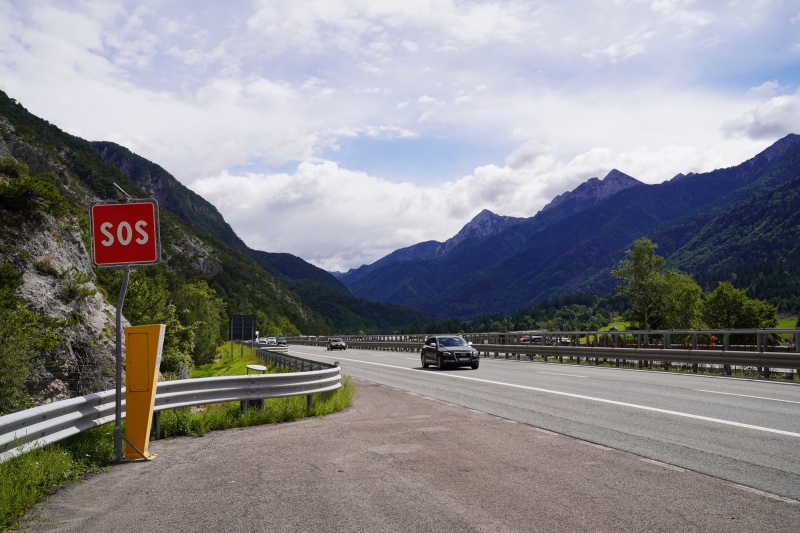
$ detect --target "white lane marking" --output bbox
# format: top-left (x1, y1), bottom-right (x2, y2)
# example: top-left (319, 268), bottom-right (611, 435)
top-left (537, 371), bottom-right (587, 378)
top-left (696, 390), bottom-right (800, 405)
top-left (290, 349), bottom-right (800, 439)
top-left (639, 458), bottom-right (686, 473)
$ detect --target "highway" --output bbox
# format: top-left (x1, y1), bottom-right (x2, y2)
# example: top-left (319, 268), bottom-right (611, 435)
top-left (289, 344), bottom-right (800, 500)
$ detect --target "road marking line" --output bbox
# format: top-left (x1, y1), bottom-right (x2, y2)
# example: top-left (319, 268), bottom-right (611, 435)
top-left (405, 358), bottom-right (418, 360)
top-left (696, 390), bottom-right (800, 404)
top-left (290, 349), bottom-right (800, 439)
top-left (639, 458), bottom-right (686, 472)
top-left (538, 371), bottom-right (587, 378)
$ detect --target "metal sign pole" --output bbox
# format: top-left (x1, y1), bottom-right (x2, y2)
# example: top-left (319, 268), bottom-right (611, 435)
top-left (114, 265), bottom-right (131, 462)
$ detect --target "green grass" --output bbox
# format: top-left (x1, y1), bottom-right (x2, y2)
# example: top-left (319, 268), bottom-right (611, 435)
top-left (0, 344), bottom-right (355, 531)
top-left (0, 423), bottom-right (114, 531)
top-left (191, 343), bottom-right (267, 378)
top-left (777, 316), bottom-right (798, 329)
top-left (157, 376), bottom-right (355, 438)
top-left (600, 319), bottom-right (630, 331)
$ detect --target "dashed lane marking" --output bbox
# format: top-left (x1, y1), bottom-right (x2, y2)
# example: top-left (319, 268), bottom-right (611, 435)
top-left (696, 390), bottom-right (800, 405)
top-left (289, 349), bottom-right (800, 439)
top-left (537, 371), bottom-right (587, 378)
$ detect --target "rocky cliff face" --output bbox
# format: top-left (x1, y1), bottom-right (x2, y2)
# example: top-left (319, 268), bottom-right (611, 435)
top-left (542, 169), bottom-right (641, 214)
top-left (1, 116), bottom-right (120, 403)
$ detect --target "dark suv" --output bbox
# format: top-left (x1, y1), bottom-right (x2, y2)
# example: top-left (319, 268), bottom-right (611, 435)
top-left (421, 335), bottom-right (479, 370)
top-left (327, 338), bottom-right (347, 350)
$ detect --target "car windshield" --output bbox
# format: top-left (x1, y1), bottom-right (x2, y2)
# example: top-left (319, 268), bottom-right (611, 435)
top-left (331, 338), bottom-right (343, 342)
top-left (438, 336), bottom-right (467, 347)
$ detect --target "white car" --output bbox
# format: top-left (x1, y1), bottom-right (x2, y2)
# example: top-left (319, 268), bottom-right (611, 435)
top-left (267, 337), bottom-right (277, 346)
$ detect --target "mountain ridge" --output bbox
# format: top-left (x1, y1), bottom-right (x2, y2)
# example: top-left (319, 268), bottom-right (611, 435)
top-left (340, 134), bottom-right (800, 317)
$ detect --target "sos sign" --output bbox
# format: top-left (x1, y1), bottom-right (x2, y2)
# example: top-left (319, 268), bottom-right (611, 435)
top-left (90, 200), bottom-right (161, 267)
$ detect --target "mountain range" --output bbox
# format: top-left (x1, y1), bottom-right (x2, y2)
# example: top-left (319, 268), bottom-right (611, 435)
top-left (336, 135), bottom-right (800, 318)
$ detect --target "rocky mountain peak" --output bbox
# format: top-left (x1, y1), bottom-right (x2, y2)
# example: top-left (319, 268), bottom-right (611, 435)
top-left (437, 209), bottom-right (524, 255)
top-left (541, 169), bottom-right (641, 214)
top-left (757, 133), bottom-right (800, 162)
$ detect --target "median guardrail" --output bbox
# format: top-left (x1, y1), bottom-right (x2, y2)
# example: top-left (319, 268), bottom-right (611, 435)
top-left (287, 328), bottom-right (800, 377)
top-left (0, 349), bottom-right (340, 463)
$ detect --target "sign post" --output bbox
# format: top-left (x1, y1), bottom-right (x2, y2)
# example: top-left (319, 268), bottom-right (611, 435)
top-left (89, 192), bottom-right (161, 462)
top-left (229, 315), bottom-right (257, 362)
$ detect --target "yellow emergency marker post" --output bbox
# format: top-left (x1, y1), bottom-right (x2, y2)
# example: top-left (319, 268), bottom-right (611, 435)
top-left (124, 324), bottom-right (165, 460)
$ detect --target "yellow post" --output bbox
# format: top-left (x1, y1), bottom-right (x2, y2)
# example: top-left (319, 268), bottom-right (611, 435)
top-left (124, 324), bottom-right (165, 460)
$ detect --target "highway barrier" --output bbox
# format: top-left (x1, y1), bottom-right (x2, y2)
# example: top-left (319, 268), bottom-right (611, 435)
top-left (288, 328), bottom-right (800, 377)
top-left (0, 348), bottom-right (339, 463)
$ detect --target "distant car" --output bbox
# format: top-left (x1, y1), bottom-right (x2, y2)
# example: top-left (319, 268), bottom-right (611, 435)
top-left (277, 337), bottom-right (287, 346)
top-left (421, 334), bottom-right (479, 370)
top-left (327, 338), bottom-right (346, 350)
top-left (519, 335), bottom-right (547, 345)
top-left (257, 337), bottom-right (269, 346)
top-left (267, 337), bottom-right (277, 346)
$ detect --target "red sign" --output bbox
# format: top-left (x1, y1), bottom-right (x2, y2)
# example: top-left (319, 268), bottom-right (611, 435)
top-left (90, 200), bottom-right (161, 267)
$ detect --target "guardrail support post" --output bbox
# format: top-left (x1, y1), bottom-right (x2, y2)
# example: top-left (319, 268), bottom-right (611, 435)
top-left (307, 394), bottom-right (313, 413)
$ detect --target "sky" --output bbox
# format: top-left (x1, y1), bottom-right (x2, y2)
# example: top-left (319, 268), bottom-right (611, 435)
top-left (1, 0), bottom-right (799, 271)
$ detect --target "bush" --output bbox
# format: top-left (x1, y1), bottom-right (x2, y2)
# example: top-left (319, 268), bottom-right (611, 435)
top-left (0, 157), bottom-right (71, 220)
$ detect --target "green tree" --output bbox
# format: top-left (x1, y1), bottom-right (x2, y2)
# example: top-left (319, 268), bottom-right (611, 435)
top-left (159, 303), bottom-right (195, 375)
top-left (174, 281), bottom-right (226, 366)
top-left (612, 238), bottom-right (702, 330)
top-left (702, 282), bottom-right (778, 330)
top-left (660, 269), bottom-right (703, 329)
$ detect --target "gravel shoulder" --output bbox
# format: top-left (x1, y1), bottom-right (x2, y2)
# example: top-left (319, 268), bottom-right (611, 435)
top-left (22, 379), bottom-right (800, 532)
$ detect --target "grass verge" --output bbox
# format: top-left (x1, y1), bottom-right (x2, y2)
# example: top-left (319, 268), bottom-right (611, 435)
top-left (0, 423), bottom-right (114, 531)
top-left (0, 345), bottom-right (355, 531)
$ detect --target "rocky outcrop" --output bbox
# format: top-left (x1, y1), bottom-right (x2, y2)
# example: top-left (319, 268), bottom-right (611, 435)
top-left (1, 117), bottom-right (119, 403)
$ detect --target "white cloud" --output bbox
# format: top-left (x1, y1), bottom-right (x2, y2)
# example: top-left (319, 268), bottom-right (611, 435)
top-left (402, 40), bottom-right (418, 52)
top-left (745, 80), bottom-right (784, 97)
top-left (417, 95), bottom-right (443, 105)
top-left (0, 0), bottom-right (796, 271)
top-left (723, 91), bottom-right (800, 140)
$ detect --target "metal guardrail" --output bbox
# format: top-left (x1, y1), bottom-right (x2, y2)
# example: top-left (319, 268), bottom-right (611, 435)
top-left (0, 353), bottom-right (340, 463)
top-left (288, 328), bottom-right (800, 376)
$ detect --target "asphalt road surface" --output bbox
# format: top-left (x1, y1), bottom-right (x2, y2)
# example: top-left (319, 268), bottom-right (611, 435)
top-left (23, 379), bottom-right (800, 532)
top-left (291, 344), bottom-right (800, 500)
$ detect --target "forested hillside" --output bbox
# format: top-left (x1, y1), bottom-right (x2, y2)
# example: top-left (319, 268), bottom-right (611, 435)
top-left (668, 174), bottom-right (800, 311)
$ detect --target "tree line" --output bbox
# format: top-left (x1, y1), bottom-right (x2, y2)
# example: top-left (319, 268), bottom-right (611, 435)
top-left (399, 238), bottom-right (788, 336)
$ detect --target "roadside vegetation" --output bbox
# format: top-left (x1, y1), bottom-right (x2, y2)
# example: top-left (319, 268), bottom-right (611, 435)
top-left (0, 343), bottom-right (355, 531)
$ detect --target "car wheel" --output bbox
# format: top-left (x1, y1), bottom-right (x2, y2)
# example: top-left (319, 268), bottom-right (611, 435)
top-left (436, 354), bottom-right (444, 370)
top-left (421, 353), bottom-right (429, 368)
top-left (471, 362), bottom-right (479, 370)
